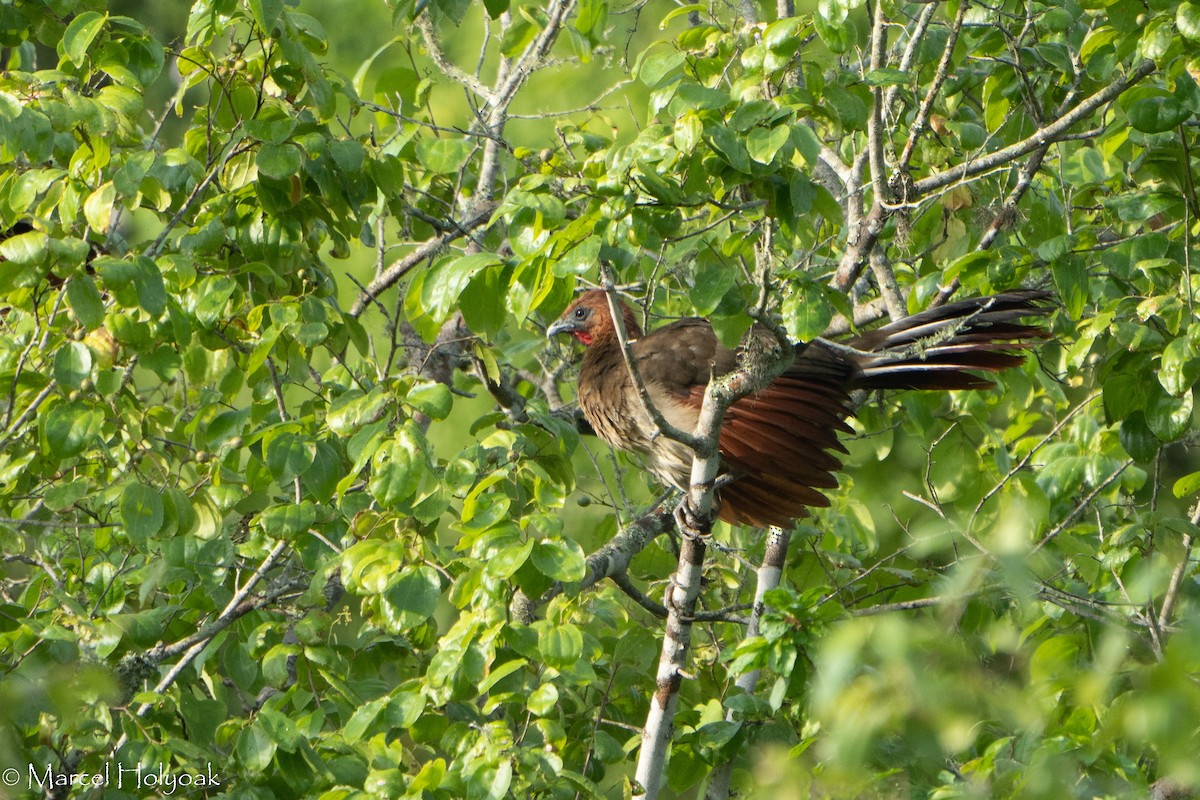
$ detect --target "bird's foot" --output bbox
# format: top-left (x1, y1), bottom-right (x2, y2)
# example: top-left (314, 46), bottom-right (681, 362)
top-left (674, 496), bottom-right (712, 540)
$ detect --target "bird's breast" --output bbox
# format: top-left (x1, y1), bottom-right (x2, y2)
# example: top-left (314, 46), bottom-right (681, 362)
top-left (577, 343), bottom-right (701, 493)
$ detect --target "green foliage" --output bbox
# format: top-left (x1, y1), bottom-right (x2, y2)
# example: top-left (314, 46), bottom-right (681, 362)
top-left (0, 0), bottom-right (1198, 798)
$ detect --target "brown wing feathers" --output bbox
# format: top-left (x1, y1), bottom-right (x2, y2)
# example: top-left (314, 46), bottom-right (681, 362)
top-left (715, 373), bottom-right (855, 526)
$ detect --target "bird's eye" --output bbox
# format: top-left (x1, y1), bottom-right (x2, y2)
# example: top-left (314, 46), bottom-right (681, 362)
top-left (574, 307), bottom-right (589, 320)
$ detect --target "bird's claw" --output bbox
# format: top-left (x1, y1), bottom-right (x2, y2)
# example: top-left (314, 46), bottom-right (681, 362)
top-left (674, 496), bottom-right (711, 540)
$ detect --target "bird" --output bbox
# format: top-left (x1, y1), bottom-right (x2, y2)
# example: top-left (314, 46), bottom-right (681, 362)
top-left (547, 287), bottom-right (1051, 528)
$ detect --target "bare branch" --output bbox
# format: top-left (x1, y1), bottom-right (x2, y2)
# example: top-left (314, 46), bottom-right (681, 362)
top-left (913, 60), bottom-right (1157, 196)
top-left (597, 273), bottom-right (706, 452)
top-left (883, 3), bottom-right (937, 117)
top-left (1034, 458), bottom-right (1133, 552)
top-left (867, 0), bottom-right (889, 203)
top-left (113, 540), bottom-right (295, 755)
top-left (416, 11), bottom-right (493, 101)
top-left (1157, 504), bottom-right (1200, 631)
top-left (896, 0), bottom-right (969, 173)
top-left (634, 536), bottom-right (706, 800)
top-left (349, 202), bottom-right (496, 317)
top-left (707, 526), bottom-right (792, 800)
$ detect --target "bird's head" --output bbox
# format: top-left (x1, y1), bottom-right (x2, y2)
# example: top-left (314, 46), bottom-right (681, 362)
top-left (546, 289), bottom-right (643, 347)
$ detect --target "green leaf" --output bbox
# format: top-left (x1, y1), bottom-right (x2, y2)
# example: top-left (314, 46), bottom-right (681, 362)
top-left (418, 253), bottom-right (500, 322)
top-left (404, 380), bottom-right (453, 420)
top-left (1173, 471), bottom-right (1200, 498)
top-left (675, 82), bottom-right (729, 111)
top-left (236, 723), bottom-right (277, 771)
top-left (527, 682), bottom-right (558, 716)
top-left (538, 622), bottom-right (583, 670)
top-left (134, 257), bottom-right (167, 316)
top-left (863, 67), bottom-right (908, 86)
top-left (259, 502), bottom-right (318, 538)
top-left (1137, 18), bottom-right (1172, 60)
top-left (415, 138), bottom-right (473, 174)
top-left (327, 388), bottom-right (390, 435)
top-left (1127, 96), bottom-right (1191, 133)
top-left (1119, 412), bottom-right (1159, 462)
top-left (1103, 371), bottom-right (1149, 422)
top-left (41, 402), bottom-right (102, 458)
top-left (249, 0), bottom-right (284, 32)
top-left (344, 695), bottom-right (388, 743)
top-left (1051, 258), bottom-right (1087, 320)
top-left (84, 181), bottom-right (116, 232)
top-left (1179, 2), bottom-right (1200, 40)
top-left (266, 433), bottom-right (317, 483)
top-left (206, 410), bottom-right (250, 449)
top-left (673, 111), bottom-right (703, 154)
top-left (691, 255), bottom-right (736, 315)
top-left (554, 236), bottom-right (602, 277)
top-left (120, 483), bottom-right (165, 542)
top-left (531, 539), bottom-right (586, 582)
top-left (636, 49), bottom-right (685, 87)
top-left (813, 10), bottom-right (855, 53)
top-left (303, 440), bottom-right (342, 503)
top-left (782, 282), bottom-right (832, 341)
top-left (485, 539), bottom-right (535, 580)
top-left (704, 123), bottom-right (750, 172)
top-left (634, 161), bottom-right (682, 203)
top-left (1146, 389), bottom-right (1193, 442)
top-left (256, 143), bottom-right (303, 180)
top-left (747, 125), bottom-right (790, 165)
top-left (256, 708), bottom-right (301, 755)
top-left (53, 342), bottom-right (92, 388)
top-left (1036, 451), bottom-right (1087, 500)
top-left (789, 125), bottom-right (822, 167)
top-left (1160, 337), bottom-right (1200, 396)
top-left (66, 276), bottom-right (105, 329)
top-left (382, 566), bottom-right (441, 631)
top-left (369, 431), bottom-right (424, 509)
top-left (45, 479), bottom-right (89, 512)
top-left (483, 0), bottom-right (509, 18)
top-left (62, 11), bottom-right (107, 67)
top-left (459, 268), bottom-right (509, 336)
top-left (0, 230), bottom-right (49, 265)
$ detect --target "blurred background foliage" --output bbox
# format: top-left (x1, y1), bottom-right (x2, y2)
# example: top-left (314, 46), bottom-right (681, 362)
top-left (0, 0), bottom-right (1198, 798)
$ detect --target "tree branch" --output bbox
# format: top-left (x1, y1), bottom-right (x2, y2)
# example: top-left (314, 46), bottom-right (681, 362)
top-left (913, 60), bottom-right (1157, 196)
top-left (867, 0), bottom-right (889, 204)
top-left (896, 0), bottom-right (969, 172)
top-left (349, 202), bottom-right (496, 317)
top-left (706, 526), bottom-right (792, 800)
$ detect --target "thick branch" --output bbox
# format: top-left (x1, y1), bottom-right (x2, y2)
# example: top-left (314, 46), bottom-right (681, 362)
top-left (706, 526), bottom-right (792, 800)
top-left (634, 536), bottom-right (707, 800)
top-left (633, 326), bottom-right (793, 800)
top-left (578, 510), bottom-right (674, 591)
top-left (866, 0), bottom-right (888, 203)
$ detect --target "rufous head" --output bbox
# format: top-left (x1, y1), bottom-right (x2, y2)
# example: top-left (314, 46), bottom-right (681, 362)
top-left (546, 289), bottom-right (643, 346)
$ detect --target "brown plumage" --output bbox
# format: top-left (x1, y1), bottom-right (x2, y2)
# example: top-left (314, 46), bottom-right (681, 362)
top-left (548, 289), bottom-right (1051, 527)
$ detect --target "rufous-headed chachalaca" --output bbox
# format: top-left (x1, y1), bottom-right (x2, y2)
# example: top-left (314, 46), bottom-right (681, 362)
top-left (548, 288), bottom-right (1051, 527)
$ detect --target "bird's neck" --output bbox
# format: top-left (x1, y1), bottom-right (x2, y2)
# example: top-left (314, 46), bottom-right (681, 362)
top-left (579, 330), bottom-right (627, 377)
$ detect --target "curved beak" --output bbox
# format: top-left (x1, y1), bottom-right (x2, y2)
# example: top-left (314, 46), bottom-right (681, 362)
top-left (546, 319), bottom-right (580, 338)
